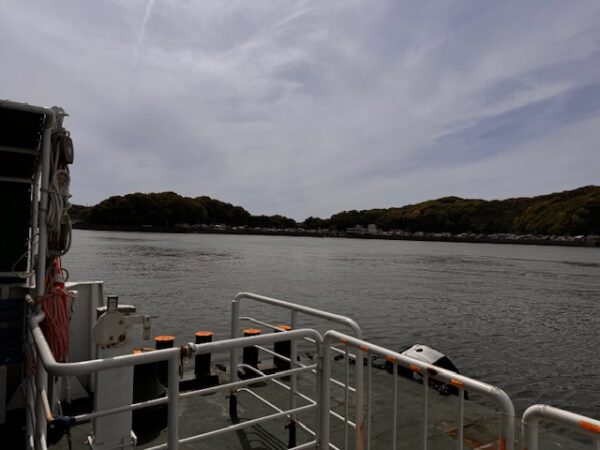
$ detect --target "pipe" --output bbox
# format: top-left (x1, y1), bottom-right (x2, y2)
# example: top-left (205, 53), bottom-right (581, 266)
top-left (35, 110), bottom-right (56, 299)
top-left (29, 317), bottom-right (180, 376)
top-left (167, 354), bottom-right (179, 450)
top-left (522, 404), bottom-right (600, 450)
top-left (232, 291), bottom-right (364, 444)
top-left (233, 292), bottom-right (362, 338)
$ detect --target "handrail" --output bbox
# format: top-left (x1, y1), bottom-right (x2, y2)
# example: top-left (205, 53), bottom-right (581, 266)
top-left (30, 311), bottom-right (324, 450)
top-left (521, 404), bottom-right (600, 450)
top-left (29, 313), bottom-right (181, 449)
top-left (321, 330), bottom-right (516, 450)
top-left (230, 292), bottom-right (364, 449)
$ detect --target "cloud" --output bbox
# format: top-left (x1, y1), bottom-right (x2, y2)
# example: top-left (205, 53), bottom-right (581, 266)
top-left (1, 0), bottom-right (599, 219)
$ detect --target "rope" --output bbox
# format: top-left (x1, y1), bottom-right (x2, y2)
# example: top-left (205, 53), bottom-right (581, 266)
top-left (47, 129), bottom-right (73, 256)
top-left (40, 258), bottom-right (75, 363)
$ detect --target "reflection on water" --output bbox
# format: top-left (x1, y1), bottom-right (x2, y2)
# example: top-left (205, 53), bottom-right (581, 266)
top-left (64, 230), bottom-right (600, 418)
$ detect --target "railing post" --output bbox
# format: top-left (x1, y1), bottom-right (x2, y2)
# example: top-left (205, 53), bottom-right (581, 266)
top-left (522, 415), bottom-right (539, 450)
top-left (167, 354), bottom-right (180, 449)
top-left (318, 338), bottom-right (332, 450)
top-left (290, 310), bottom-right (298, 417)
top-left (354, 336), bottom-right (365, 450)
top-left (230, 299), bottom-right (240, 383)
top-left (35, 359), bottom-right (48, 449)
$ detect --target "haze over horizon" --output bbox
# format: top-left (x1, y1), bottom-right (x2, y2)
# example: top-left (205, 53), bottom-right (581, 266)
top-left (2, 1), bottom-right (599, 220)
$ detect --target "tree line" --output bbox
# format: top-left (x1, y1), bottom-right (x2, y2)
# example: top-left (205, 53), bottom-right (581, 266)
top-left (79, 192), bottom-right (296, 229)
top-left (74, 185), bottom-right (600, 235)
top-left (308, 185), bottom-right (600, 236)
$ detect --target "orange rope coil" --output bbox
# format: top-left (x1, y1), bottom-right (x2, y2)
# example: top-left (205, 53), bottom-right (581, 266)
top-left (40, 257), bottom-right (75, 362)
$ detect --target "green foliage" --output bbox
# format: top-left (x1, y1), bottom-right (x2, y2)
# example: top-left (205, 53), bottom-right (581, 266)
top-left (87, 192), bottom-right (207, 227)
top-left (321, 186), bottom-right (600, 235)
top-left (86, 192), bottom-right (297, 229)
top-left (195, 196), bottom-right (251, 225)
top-left (83, 186), bottom-right (600, 235)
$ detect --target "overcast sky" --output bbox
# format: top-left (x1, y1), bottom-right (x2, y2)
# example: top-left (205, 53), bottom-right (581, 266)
top-left (2, 1), bottom-right (599, 220)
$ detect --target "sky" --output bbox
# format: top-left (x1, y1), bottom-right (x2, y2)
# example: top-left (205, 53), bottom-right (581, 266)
top-left (1, 1), bottom-right (599, 220)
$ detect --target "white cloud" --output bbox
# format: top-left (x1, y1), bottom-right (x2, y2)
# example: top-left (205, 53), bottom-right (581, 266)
top-left (1, 0), bottom-right (599, 218)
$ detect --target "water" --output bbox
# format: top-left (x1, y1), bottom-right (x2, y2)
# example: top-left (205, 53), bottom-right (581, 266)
top-left (64, 229), bottom-right (600, 419)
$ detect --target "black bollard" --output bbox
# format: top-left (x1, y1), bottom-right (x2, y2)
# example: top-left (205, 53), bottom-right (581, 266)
top-left (194, 331), bottom-right (213, 378)
top-left (242, 328), bottom-right (261, 370)
top-left (229, 392), bottom-right (238, 421)
top-left (154, 335), bottom-right (175, 386)
top-left (273, 325), bottom-right (292, 371)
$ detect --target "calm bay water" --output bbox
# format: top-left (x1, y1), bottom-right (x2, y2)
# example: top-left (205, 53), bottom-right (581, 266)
top-left (64, 229), bottom-right (599, 418)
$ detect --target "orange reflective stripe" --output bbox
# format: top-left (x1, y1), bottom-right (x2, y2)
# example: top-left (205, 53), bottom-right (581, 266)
top-left (359, 345), bottom-right (369, 352)
top-left (154, 335), bottom-right (175, 342)
top-left (409, 364), bottom-right (421, 373)
top-left (580, 421), bottom-right (600, 433)
top-left (450, 379), bottom-right (464, 388)
top-left (385, 354), bottom-right (396, 363)
top-left (339, 338), bottom-right (348, 344)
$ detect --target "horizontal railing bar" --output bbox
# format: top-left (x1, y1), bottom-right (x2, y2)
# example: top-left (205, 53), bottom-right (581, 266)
top-left (74, 397), bottom-right (166, 423)
top-left (31, 312), bottom-right (320, 377)
top-left (30, 314), bottom-right (180, 376)
top-left (239, 363), bottom-right (356, 428)
top-left (255, 344), bottom-right (292, 362)
top-left (239, 387), bottom-right (289, 413)
top-left (289, 441), bottom-right (317, 450)
top-left (304, 337), bottom-right (358, 358)
top-left (236, 363), bottom-right (318, 404)
top-left (74, 364), bottom-right (316, 423)
top-left (146, 404), bottom-right (316, 449)
top-left (291, 358), bottom-right (357, 394)
top-left (239, 316), bottom-right (286, 332)
top-left (183, 364), bottom-right (314, 399)
top-left (522, 404), bottom-right (600, 450)
top-left (234, 293), bottom-right (362, 338)
top-left (190, 328), bottom-right (322, 355)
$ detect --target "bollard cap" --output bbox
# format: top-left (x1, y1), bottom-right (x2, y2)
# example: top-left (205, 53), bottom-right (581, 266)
top-left (195, 331), bottom-right (214, 337)
top-left (275, 325), bottom-right (291, 332)
top-left (154, 335), bottom-right (176, 342)
top-left (243, 328), bottom-right (261, 336)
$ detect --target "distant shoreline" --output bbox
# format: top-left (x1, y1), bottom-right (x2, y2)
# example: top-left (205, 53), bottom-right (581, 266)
top-left (73, 223), bottom-right (600, 248)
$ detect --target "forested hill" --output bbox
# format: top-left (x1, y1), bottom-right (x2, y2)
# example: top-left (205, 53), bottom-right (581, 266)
top-left (73, 186), bottom-right (600, 236)
top-left (78, 192), bottom-right (296, 229)
top-left (311, 185), bottom-right (600, 236)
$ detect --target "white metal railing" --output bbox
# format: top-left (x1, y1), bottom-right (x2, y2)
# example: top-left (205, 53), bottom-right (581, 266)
top-left (321, 330), bottom-right (516, 450)
top-left (25, 291), bottom-right (600, 450)
top-left (230, 292), bottom-right (365, 449)
top-left (521, 405), bottom-right (600, 450)
top-left (28, 307), bottom-right (323, 450)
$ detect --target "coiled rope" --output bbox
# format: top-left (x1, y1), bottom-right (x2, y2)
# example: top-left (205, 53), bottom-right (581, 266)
top-left (46, 128), bottom-right (73, 256)
top-left (41, 257), bottom-right (75, 362)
